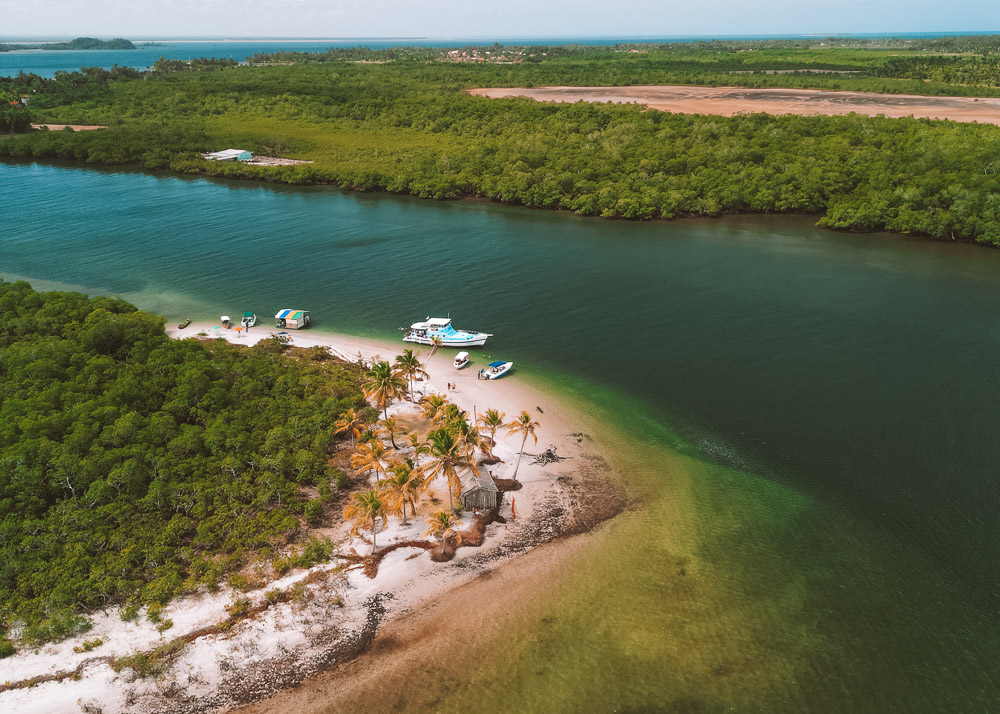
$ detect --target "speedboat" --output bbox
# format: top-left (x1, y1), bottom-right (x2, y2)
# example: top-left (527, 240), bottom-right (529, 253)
top-left (220, 315), bottom-right (231, 328)
top-left (454, 352), bottom-right (470, 369)
top-left (241, 312), bottom-right (257, 328)
top-left (479, 360), bottom-right (513, 380)
top-left (402, 317), bottom-right (491, 347)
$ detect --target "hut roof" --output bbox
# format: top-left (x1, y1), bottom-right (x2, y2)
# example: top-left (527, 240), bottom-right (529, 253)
top-left (461, 470), bottom-right (498, 495)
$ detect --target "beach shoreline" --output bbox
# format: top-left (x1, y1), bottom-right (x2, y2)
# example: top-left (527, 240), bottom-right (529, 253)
top-left (0, 320), bottom-right (627, 714)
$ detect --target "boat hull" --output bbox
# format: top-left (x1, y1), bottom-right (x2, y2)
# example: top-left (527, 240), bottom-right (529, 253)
top-left (480, 361), bottom-right (513, 380)
top-left (403, 334), bottom-right (489, 348)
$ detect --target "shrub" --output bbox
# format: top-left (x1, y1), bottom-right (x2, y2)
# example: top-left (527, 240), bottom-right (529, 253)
top-left (304, 499), bottom-right (324, 526)
top-left (0, 639), bottom-right (16, 659)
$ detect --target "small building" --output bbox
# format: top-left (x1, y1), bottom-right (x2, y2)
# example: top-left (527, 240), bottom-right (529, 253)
top-left (274, 308), bottom-right (311, 329)
top-left (202, 148), bottom-right (252, 162)
top-left (460, 471), bottom-right (499, 511)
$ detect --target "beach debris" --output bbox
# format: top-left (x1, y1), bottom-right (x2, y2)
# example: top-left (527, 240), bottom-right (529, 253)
top-left (536, 406), bottom-right (544, 413)
top-left (530, 445), bottom-right (567, 465)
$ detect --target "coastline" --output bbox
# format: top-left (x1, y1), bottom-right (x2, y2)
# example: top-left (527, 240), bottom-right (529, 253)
top-left (0, 321), bottom-right (628, 713)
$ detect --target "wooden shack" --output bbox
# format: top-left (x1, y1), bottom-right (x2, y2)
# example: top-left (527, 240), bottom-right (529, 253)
top-left (461, 470), bottom-right (499, 511)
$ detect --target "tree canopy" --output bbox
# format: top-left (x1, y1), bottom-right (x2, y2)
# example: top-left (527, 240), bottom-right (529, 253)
top-left (0, 280), bottom-right (366, 646)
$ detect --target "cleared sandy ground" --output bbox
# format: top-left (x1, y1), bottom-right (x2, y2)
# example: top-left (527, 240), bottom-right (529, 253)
top-left (467, 85), bottom-right (1000, 125)
top-left (30, 123), bottom-right (107, 131)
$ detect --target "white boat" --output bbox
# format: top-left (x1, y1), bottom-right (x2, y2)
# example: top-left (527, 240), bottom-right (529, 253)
top-left (241, 312), bottom-right (257, 328)
top-left (454, 351), bottom-right (470, 369)
top-left (479, 360), bottom-right (513, 380)
top-left (220, 315), bottom-right (231, 328)
top-left (402, 317), bottom-right (491, 348)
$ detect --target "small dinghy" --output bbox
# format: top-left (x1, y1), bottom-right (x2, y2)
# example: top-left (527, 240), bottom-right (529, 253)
top-left (454, 351), bottom-right (471, 369)
top-left (178, 318), bottom-right (191, 329)
top-left (479, 360), bottom-right (513, 380)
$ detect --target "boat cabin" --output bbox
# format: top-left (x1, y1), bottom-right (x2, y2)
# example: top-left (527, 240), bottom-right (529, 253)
top-left (275, 308), bottom-right (311, 329)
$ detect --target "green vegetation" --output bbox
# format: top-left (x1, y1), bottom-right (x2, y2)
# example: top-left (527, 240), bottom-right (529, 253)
top-left (3, 38), bottom-right (1000, 242)
top-left (0, 280), bottom-right (366, 646)
top-left (0, 89), bottom-right (32, 133)
top-left (0, 37), bottom-right (135, 52)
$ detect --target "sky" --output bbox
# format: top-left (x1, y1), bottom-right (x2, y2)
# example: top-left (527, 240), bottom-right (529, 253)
top-left (1, 0), bottom-right (999, 39)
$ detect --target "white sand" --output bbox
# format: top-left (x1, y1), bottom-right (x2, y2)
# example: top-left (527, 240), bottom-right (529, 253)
top-left (0, 323), bottom-right (590, 713)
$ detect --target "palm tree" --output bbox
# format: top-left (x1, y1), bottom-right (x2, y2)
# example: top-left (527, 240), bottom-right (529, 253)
top-left (393, 349), bottom-right (428, 400)
top-left (363, 360), bottom-right (407, 421)
top-left (377, 416), bottom-right (407, 450)
top-left (334, 408), bottom-right (366, 450)
top-left (350, 440), bottom-right (390, 483)
top-left (438, 403), bottom-right (466, 427)
top-left (419, 393), bottom-right (448, 422)
top-left (448, 413), bottom-right (482, 455)
top-left (428, 336), bottom-right (444, 360)
top-left (506, 410), bottom-right (541, 482)
top-left (477, 408), bottom-right (506, 458)
top-left (380, 460), bottom-right (425, 525)
top-left (407, 433), bottom-right (430, 467)
top-left (421, 427), bottom-right (478, 512)
top-left (343, 489), bottom-right (386, 554)
top-left (424, 510), bottom-right (462, 545)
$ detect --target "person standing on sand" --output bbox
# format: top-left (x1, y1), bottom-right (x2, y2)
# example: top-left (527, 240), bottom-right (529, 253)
top-left (511, 498), bottom-right (517, 521)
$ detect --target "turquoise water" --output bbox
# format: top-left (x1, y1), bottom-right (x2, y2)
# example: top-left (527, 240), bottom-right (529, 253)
top-left (3, 161), bottom-right (1000, 709)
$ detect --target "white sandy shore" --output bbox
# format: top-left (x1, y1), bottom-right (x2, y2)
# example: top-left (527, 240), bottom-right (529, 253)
top-left (0, 322), bottom-right (595, 714)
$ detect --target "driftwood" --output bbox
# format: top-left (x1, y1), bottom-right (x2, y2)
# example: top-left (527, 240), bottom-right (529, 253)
top-left (530, 445), bottom-right (567, 466)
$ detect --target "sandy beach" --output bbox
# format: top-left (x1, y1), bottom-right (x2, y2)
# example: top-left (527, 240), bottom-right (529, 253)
top-left (0, 322), bottom-right (623, 714)
top-left (467, 85), bottom-right (1000, 125)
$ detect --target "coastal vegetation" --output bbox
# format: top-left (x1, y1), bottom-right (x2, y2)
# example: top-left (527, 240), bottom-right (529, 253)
top-left (0, 280), bottom-right (366, 648)
top-left (0, 37), bottom-right (136, 53)
top-left (3, 37), bottom-right (1000, 242)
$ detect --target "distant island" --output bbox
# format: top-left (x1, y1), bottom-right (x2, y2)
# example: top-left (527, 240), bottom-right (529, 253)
top-left (0, 37), bottom-right (135, 52)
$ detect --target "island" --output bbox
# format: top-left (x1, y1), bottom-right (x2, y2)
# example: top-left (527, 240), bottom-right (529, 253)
top-left (0, 37), bottom-right (136, 52)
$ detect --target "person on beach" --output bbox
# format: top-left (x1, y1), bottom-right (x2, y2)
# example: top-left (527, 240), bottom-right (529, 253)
top-left (511, 498), bottom-right (517, 521)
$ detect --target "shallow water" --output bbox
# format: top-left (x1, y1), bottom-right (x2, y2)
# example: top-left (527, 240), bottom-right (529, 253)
top-left (2, 161), bottom-right (999, 710)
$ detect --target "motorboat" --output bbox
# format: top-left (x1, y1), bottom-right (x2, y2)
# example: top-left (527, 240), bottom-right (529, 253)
top-left (454, 351), bottom-right (470, 369)
top-left (241, 312), bottom-right (257, 328)
top-left (220, 315), bottom-right (231, 328)
top-left (178, 318), bottom-right (191, 329)
top-left (402, 317), bottom-right (491, 347)
top-left (479, 360), bottom-right (513, 380)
